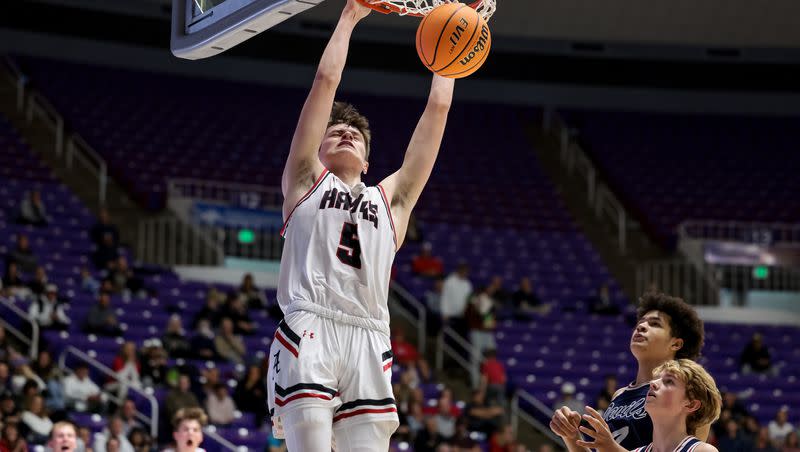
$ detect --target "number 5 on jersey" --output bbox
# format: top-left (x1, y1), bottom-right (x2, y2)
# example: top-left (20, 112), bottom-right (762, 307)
top-left (337, 222), bottom-right (362, 268)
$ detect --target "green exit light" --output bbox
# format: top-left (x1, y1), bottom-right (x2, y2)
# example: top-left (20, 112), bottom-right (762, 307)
top-left (753, 266), bottom-right (769, 280)
top-left (238, 229), bottom-right (255, 244)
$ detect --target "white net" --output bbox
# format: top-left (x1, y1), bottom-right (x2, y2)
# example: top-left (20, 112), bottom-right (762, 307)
top-left (363, 0), bottom-right (496, 20)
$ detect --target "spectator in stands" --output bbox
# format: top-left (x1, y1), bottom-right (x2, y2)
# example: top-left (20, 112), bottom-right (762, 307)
top-left (127, 427), bottom-right (150, 452)
top-left (48, 422), bottom-right (78, 452)
top-left (31, 350), bottom-right (65, 414)
top-left (465, 286), bottom-right (497, 370)
top-left (2, 263), bottom-right (28, 300)
top-left (117, 400), bottom-right (142, 438)
top-left (92, 235), bottom-right (119, 271)
top-left (742, 415), bottom-right (761, 443)
top-left (90, 209), bottom-right (119, 253)
top-left (62, 363), bottom-right (104, 413)
top-left (76, 426), bottom-right (92, 452)
top-left (214, 318), bottom-right (246, 365)
top-left (391, 329), bottom-right (420, 367)
top-left (489, 424), bottom-right (517, 452)
top-left (161, 315), bottom-right (191, 359)
top-left (768, 407), bottom-right (794, 446)
top-left (449, 416), bottom-right (480, 451)
top-left (109, 342), bottom-right (141, 399)
top-left (93, 416), bottom-right (133, 452)
top-left (414, 417), bottom-right (445, 452)
top-left (238, 273), bottom-right (266, 310)
top-left (464, 388), bottom-right (504, 437)
top-left (222, 295), bottom-right (255, 336)
top-left (588, 284), bottom-right (620, 315)
top-left (722, 391), bottom-right (749, 421)
top-left (596, 374), bottom-right (617, 414)
top-left (740, 332), bottom-right (774, 375)
top-left (718, 418), bottom-right (753, 452)
top-left (434, 394), bottom-right (457, 441)
top-left (511, 277), bottom-right (549, 317)
top-left (167, 407), bottom-right (207, 452)
top-left (0, 362), bottom-right (12, 395)
top-left (440, 263), bottom-right (472, 328)
top-left (0, 391), bottom-right (20, 425)
top-left (204, 383), bottom-right (236, 426)
top-left (80, 268), bottom-right (100, 296)
top-left (189, 319), bottom-right (217, 361)
top-left (0, 326), bottom-right (23, 365)
top-left (140, 340), bottom-right (168, 388)
top-left (27, 267), bottom-right (48, 297)
top-left (783, 431), bottom-right (800, 452)
top-left (165, 376), bottom-right (201, 431)
top-left (192, 289), bottom-right (223, 329)
top-left (29, 285), bottom-right (70, 331)
top-left (6, 236), bottom-right (38, 275)
top-left (107, 257), bottom-right (145, 299)
top-left (233, 365), bottom-right (268, 426)
top-left (753, 427), bottom-right (779, 452)
top-left (487, 276), bottom-right (510, 308)
top-left (85, 292), bottom-right (122, 337)
top-left (0, 422), bottom-right (28, 452)
top-left (552, 382), bottom-right (582, 414)
top-left (480, 349), bottom-right (507, 408)
top-left (199, 368), bottom-right (220, 402)
top-left (17, 190), bottom-right (50, 227)
top-left (412, 242), bottom-right (444, 278)
top-left (21, 394), bottom-right (52, 444)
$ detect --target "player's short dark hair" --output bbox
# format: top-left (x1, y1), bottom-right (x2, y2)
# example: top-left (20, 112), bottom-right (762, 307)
top-left (329, 101), bottom-right (371, 160)
top-left (172, 407), bottom-right (208, 431)
top-left (637, 292), bottom-right (704, 360)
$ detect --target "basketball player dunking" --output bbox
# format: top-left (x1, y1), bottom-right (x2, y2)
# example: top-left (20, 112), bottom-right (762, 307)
top-left (266, 0), bottom-right (455, 449)
top-left (550, 292), bottom-right (710, 451)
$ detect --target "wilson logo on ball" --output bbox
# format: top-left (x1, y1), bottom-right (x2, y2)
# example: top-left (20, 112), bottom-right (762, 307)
top-left (459, 24), bottom-right (489, 66)
top-left (416, 2), bottom-right (492, 79)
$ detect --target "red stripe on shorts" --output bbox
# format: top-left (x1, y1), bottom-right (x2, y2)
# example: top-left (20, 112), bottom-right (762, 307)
top-left (333, 407), bottom-right (397, 423)
top-left (274, 392), bottom-right (333, 407)
top-left (275, 331), bottom-right (299, 358)
top-left (383, 360), bottom-right (393, 372)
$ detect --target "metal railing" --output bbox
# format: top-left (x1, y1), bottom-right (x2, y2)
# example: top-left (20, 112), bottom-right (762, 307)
top-left (1, 55), bottom-right (27, 111)
top-left (25, 91), bottom-right (64, 157)
top-left (168, 178), bottom-right (283, 210)
top-left (202, 425), bottom-right (242, 452)
top-left (678, 220), bottom-right (800, 245)
top-left (2, 57), bottom-right (109, 208)
top-left (58, 346), bottom-right (159, 438)
top-left (137, 216), bottom-right (224, 266)
top-left (0, 296), bottom-right (39, 359)
top-left (389, 282), bottom-right (427, 353)
top-left (548, 112), bottom-right (628, 253)
top-left (636, 260), bottom-right (720, 305)
top-left (65, 134), bottom-right (108, 205)
top-left (510, 390), bottom-right (560, 443)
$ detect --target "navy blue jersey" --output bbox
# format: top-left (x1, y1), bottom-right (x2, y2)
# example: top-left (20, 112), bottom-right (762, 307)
top-left (633, 436), bottom-right (702, 452)
top-left (602, 382), bottom-right (653, 449)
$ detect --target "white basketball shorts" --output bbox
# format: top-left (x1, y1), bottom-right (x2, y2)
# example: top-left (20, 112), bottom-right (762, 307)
top-left (267, 310), bottom-right (399, 437)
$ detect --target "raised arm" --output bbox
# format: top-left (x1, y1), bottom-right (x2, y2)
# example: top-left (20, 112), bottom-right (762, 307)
top-left (281, 0), bottom-right (370, 219)
top-left (379, 74), bottom-right (454, 248)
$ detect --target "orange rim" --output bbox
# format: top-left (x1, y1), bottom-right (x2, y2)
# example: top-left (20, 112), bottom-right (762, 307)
top-left (354, 0), bottom-right (484, 17)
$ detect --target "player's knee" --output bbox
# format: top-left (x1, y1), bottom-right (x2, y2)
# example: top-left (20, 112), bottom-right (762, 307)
top-left (282, 407), bottom-right (331, 429)
top-left (334, 418), bottom-right (398, 451)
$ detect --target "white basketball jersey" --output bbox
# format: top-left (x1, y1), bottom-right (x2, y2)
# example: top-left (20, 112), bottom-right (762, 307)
top-left (277, 169), bottom-right (397, 336)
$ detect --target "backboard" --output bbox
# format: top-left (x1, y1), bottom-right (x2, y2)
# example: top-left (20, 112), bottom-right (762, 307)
top-left (171, 0), bottom-right (325, 60)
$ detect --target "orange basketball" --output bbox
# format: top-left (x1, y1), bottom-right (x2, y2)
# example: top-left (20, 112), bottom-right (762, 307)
top-left (415, 2), bottom-right (491, 79)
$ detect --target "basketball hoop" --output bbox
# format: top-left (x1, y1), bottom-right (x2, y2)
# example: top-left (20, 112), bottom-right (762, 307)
top-left (356, 0), bottom-right (496, 21)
